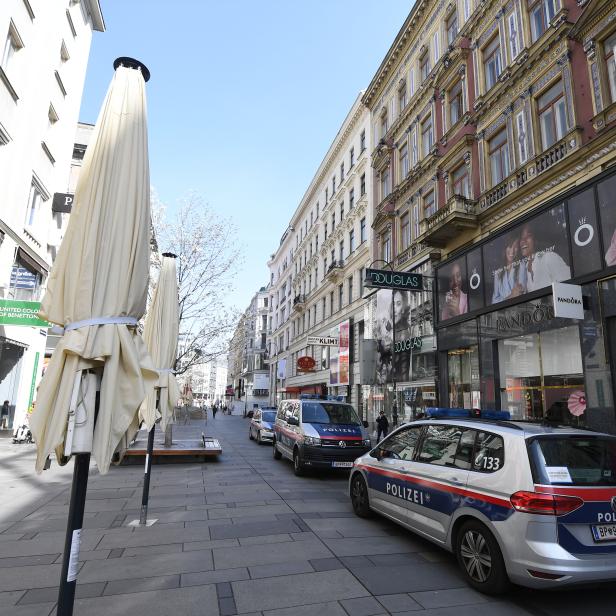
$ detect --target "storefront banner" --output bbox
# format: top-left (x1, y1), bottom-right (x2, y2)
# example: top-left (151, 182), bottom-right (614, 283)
top-left (276, 358), bottom-right (287, 380)
top-left (552, 282), bottom-right (584, 319)
top-left (253, 373), bottom-right (269, 391)
top-left (329, 320), bottom-right (350, 386)
top-left (10, 267), bottom-right (38, 290)
top-left (0, 299), bottom-right (49, 327)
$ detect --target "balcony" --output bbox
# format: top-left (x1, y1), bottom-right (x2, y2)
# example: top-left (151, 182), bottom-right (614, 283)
top-left (325, 260), bottom-right (344, 283)
top-left (416, 195), bottom-right (478, 247)
top-left (479, 128), bottom-right (582, 211)
top-left (292, 294), bottom-right (306, 312)
top-left (396, 242), bottom-right (441, 267)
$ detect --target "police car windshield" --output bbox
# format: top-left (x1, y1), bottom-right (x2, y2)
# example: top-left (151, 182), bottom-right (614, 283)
top-left (302, 402), bottom-right (360, 425)
top-left (261, 411), bottom-right (276, 422)
top-left (528, 435), bottom-right (616, 486)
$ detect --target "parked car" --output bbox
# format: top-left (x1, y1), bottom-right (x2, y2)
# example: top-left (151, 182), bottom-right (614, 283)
top-left (249, 408), bottom-right (277, 444)
top-left (349, 408), bottom-right (616, 594)
top-left (272, 395), bottom-right (370, 476)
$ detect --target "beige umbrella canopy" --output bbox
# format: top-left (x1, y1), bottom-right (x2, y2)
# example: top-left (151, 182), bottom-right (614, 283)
top-left (139, 253), bottom-right (180, 432)
top-left (31, 61), bottom-right (158, 474)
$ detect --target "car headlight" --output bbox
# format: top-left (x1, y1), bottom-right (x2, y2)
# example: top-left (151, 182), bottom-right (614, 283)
top-left (363, 439), bottom-right (371, 446)
top-left (304, 436), bottom-right (321, 446)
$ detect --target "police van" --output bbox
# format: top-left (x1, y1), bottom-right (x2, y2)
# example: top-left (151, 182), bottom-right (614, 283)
top-left (272, 395), bottom-right (371, 476)
top-left (349, 408), bottom-right (616, 594)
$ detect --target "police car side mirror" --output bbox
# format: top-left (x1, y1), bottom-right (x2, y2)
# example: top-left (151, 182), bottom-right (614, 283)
top-left (362, 421), bottom-right (369, 428)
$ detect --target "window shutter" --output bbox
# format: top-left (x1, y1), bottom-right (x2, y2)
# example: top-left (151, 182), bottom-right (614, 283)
top-left (508, 12), bottom-right (520, 60)
top-left (516, 111), bottom-right (528, 164)
top-left (433, 31), bottom-right (440, 62)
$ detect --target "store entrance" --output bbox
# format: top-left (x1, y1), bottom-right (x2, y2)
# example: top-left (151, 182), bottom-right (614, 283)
top-left (447, 346), bottom-right (480, 409)
top-left (498, 325), bottom-right (585, 424)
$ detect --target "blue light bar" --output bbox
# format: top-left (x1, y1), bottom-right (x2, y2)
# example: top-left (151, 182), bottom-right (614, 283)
top-left (425, 408), bottom-right (511, 420)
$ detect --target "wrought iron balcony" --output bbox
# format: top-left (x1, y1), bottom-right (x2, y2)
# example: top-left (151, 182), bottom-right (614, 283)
top-left (292, 294), bottom-right (306, 312)
top-left (416, 195), bottom-right (478, 247)
top-left (325, 260), bottom-right (344, 282)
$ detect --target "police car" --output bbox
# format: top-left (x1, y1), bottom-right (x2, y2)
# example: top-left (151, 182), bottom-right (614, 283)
top-left (249, 407), bottom-right (277, 444)
top-left (273, 395), bottom-right (371, 476)
top-left (349, 408), bottom-right (616, 594)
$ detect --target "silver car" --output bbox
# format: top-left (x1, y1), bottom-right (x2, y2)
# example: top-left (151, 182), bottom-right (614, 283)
top-left (349, 410), bottom-right (616, 594)
top-left (249, 408), bottom-right (277, 444)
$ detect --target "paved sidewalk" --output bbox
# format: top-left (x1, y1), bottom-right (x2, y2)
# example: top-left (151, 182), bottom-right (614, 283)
top-left (1, 415), bottom-right (615, 616)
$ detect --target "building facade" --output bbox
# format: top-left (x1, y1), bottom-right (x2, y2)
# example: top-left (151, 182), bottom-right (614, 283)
top-left (266, 94), bottom-right (374, 418)
top-left (363, 0), bottom-right (616, 431)
top-left (0, 1), bottom-right (104, 429)
top-left (192, 356), bottom-right (228, 407)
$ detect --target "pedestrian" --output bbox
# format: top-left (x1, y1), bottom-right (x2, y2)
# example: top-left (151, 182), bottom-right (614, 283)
top-left (376, 411), bottom-right (389, 442)
top-left (1, 400), bottom-right (9, 430)
top-left (392, 402), bottom-right (399, 428)
top-left (212, 404), bottom-right (218, 419)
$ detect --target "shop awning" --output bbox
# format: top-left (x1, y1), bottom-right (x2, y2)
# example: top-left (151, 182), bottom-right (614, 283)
top-left (0, 335), bottom-right (28, 349)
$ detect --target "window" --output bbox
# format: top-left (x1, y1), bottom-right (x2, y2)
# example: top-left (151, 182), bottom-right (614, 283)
top-left (330, 291), bottom-right (334, 316)
top-left (25, 181), bottom-right (44, 227)
top-left (398, 83), bottom-right (407, 112)
top-left (537, 80), bottom-right (567, 149)
top-left (349, 229), bottom-right (355, 253)
top-left (350, 147), bottom-right (355, 167)
top-left (417, 425), bottom-right (465, 466)
top-left (340, 202), bottom-right (344, 221)
top-left (409, 67), bottom-right (415, 97)
top-left (316, 202), bottom-right (320, 218)
top-left (348, 276), bottom-right (353, 304)
top-left (360, 217), bottom-right (367, 243)
top-left (360, 173), bottom-right (366, 196)
top-left (400, 212), bottom-right (411, 250)
top-left (433, 31), bottom-right (440, 63)
top-left (423, 190), bottom-right (435, 219)
top-left (349, 187), bottom-right (355, 209)
top-left (413, 202), bottom-right (420, 239)
top-left (516, 111), bottom-right (528, 163)
top-left (452, 163), bottom-right (470, 198)
top-left (605, 32), bottom-right (616, 103)
top-left (338, 284), bottom-right (344, 309)
top-left (10, 259), bottom-right (42, 301)
top-left (332, 175), bottom-right (336, 194)
top-left (380, 111), bottom-right (388, 139)
top-left (359, 267), bottom-right (365, 297)
top-left (463, 0), bottom-right (472, 21)
top-left (447, 11), bottom-right (458, 45)
top-left (378, 426), bottom-right (422, 460)
top-left (331, 248), bottom-right (335, 264)
top-left (420, 52), bottom-right (431, 81)
top-left (399, 143), bottom-right (409, 180)
top-left (339, 239), bottom-right (344, 262)
top-left (360, 129), bottom-right (366, 152)
top-left (449, 80), bottom-right (464, 126)
top-left (382, 232), bottom-right (391, 263)
top-left (322, 297), bottom-right (326, 319)
top-left (60, 40), bottom-right (70, 63)
top-left (1, 21), bottom-right (23, 71)
top-left (507, 12), bottom-right (521, 60)
top-left (528, 0), bottom-right (558, 43)
top-left (324, 221), bottom-right (328, 241)
top-left (421, 115), bottom-right (433, 158)
top-left (380, 166), bottom-right (391, 199)
top-left (488, 129), bottom-right (510, 186)
top-left (340, 161), bottom-right (345, 180)
top-left (325, 187), bottom-right (329, 204)
top-left (331, 211), bottom-right (335, 231)
top-left (483, 35), bottom-right (502, 90)
top-left (48, 104), bottom-right (59, 126)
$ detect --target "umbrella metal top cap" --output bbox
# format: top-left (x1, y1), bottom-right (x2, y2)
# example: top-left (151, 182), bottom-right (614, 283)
top-left (162, 252), bottom-right (177, 259)
top-left (113, 57), bottom-right (150, 82)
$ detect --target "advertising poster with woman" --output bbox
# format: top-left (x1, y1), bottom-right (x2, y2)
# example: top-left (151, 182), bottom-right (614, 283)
top-left (438, 257), bottom-right (469, 321)
top-left (598, 174), bottom-right (616, 268)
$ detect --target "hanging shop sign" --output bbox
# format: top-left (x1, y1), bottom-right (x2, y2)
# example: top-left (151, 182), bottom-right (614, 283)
top-left (307, 335), bottom-right (339, 346)
top-left (552, 282), bottom-right (584, 319)
top-left (365, 268), bottom-right (423, 291)
top-left (394, 337), bottom-right (423, 353)
top-left (0, 299), bottom-right (49, 327)
top-left (297, 356), bottom-right (316, 372)
top-left (52, 192), bottom-right (74, 213)
top-left (10, 267), bottom-right (38, 290)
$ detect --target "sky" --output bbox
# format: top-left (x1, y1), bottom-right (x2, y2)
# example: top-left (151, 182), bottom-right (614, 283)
top-left (80, 1), bottom-right (413, 311)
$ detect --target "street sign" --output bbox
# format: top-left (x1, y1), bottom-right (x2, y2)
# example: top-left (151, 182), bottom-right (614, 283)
top-left (364, 268), bottom-right (423, 291)
top-left (307, 335), bottom-right (339, 346)
top-left (0, 299), bottom-right (49, 327)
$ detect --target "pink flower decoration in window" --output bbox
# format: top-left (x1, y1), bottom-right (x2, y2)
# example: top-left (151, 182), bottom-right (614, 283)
top-left (567, 390), bottom-right (586, 417)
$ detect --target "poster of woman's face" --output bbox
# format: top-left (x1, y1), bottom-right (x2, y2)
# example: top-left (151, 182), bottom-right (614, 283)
top-left (438, 257), bottom-right (468, 322)
top-left (598, 174), bottom-right (616, 268)
top-left (483, 205), bottom-right (570, 305)
top-left (375, 290), bottom-right (393, 384)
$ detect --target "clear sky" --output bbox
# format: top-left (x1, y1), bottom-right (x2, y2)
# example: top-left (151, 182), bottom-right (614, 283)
top-left (80, 1), bottom-right (413, 311)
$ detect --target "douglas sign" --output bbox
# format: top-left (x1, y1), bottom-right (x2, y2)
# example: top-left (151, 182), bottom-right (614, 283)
top-left (365, 268), bottom-right (423, 291)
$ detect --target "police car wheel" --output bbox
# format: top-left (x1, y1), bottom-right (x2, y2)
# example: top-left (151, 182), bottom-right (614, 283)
top-left (456, 520), bottom-right (509, 595)
top-left (257, 431), bottom-right (262, 444)
top-left (249, 428), bottom-right (254, 440)
top-left (350, 474), bottom-right (372, 518)
top-left (273, 440), bottom-right (282, 459)
top-left (293, 450), bottom-right (306, 476)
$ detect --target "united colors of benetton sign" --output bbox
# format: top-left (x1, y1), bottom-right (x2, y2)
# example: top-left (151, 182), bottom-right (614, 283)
top-left (364, 268), bottom-right (423, 291)
top-left (0, 299), bottom-right (49, 327)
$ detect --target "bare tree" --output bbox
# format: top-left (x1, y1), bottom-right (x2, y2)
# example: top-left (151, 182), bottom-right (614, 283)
top-left (153, 192), bottom-right (243, 375)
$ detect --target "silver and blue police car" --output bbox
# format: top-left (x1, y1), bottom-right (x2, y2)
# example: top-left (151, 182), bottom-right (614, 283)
top-left (249, 407), bottom-right (277, 444)
top-left (349, 408), bottom-right (616, 594)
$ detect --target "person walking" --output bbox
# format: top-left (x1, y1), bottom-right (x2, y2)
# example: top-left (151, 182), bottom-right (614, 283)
top-left (376, 411), bottom-right (389, 442)
top-left (1, 400), bottom-right (9, 430)
top-left (212, 404), bottom-right (218, 419)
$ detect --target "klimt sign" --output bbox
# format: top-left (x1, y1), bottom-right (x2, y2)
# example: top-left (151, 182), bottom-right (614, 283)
top-left (365, 268), bottom-right (423, 291)
top-left (0, 299), bottom-right (49, 327)
top-left (307, 335), bottom-right (339, 346)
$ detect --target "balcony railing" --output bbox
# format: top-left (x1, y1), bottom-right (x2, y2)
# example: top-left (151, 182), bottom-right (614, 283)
top-left (416, 195), bottom-right (478, 247)
top-left (325, 260), bottom-right (345, 283)
top-left (292, 294), bottom-right (305, 312)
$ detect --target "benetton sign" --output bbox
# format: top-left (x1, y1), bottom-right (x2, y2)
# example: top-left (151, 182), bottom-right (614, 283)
top-left (365, 268), bottom-right (423, 291)
top-left (307, 336), bottom-right (339, 346)
top-left (0, 299), bottom-right (49, 327)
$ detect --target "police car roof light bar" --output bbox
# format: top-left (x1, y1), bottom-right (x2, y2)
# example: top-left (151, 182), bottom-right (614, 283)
top-left (425, 408), bottom-right (511, 421)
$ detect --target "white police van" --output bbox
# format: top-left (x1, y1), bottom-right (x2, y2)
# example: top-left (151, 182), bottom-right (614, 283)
top-left (349, 408), bottom-right (616, 594)
top-left (273, 395), bottom-right (371, 476)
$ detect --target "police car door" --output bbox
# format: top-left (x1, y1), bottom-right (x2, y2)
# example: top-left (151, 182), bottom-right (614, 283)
top-left (410, 424), bottom-right (471, 544)
top-left (366, 425), bottom-right (424, 525)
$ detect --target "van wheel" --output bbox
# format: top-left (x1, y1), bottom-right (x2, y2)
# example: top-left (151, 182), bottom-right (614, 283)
top-left (293, 449), bottom-right (306, 476)
top-left (350, 473), bottom-right (372, 518)
top-left (273, 439), bottom-right (282, 459)
top-left (455, 520), bottom-right (510, 595)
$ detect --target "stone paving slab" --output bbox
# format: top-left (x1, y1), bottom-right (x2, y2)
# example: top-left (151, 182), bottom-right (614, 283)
top-left (18, 582), bottom-right (106, 605)
top-left (210, 520), bottom-right (301, 540)
top-left (321, 535), bottom-right (426, 557)
top-left (262, 601), bottom-right (348, 616)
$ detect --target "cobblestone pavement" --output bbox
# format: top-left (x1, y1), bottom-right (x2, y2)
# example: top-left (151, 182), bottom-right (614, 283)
top-left (1, 414), bottom-right (615, 615)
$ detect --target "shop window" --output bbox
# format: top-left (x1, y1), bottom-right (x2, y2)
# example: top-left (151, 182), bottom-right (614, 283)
top-left (421, 114), bottom-right (433, 158)
top-left (447, 346), bottom-right (480, 408)
top-left (537, 80), bottom-right (567, 150)
top-left (488, 128), bottom-right (510, 186)
top-left (400, 212), bottom-right (411, 251)
top-left (604, 32), bottom-right (616, 104)
top-left (10, 259), bottom-right (42, 301)
top-left (451, 163), bottom-right (470, 198)
top-left (528, 0), bottom-right (558, 43)
top-left (447, 11), bottom-right (458, 45)
top-left (483, 34), bottom-right (502, 91)
top-left (449, 79), bottom-right (464, 127)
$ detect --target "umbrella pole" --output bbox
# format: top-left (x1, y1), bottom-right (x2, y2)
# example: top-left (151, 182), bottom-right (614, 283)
top-left (57, 452), bottom-right (91, 616)
top-left (139, 389), bottom-right (160, 526)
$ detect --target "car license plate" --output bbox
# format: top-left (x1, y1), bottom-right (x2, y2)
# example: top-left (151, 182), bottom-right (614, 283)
top-left (591, 524), bottom-right (616, 542)
top-left (332, 461), bottom-right (353, 468)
